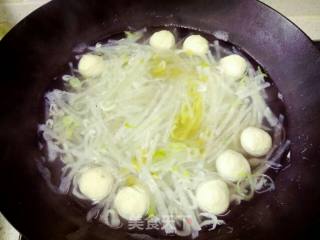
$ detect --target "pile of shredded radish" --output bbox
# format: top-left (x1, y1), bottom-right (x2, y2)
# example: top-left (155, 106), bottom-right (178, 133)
top-left (38, 30), bottom-right (289, 238)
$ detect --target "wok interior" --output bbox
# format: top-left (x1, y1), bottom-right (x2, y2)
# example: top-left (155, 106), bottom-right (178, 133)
top-left (38, 26), bottom-right (290, 239)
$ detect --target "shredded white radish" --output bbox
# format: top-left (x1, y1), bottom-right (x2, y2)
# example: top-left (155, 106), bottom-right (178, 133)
top-left (38, 30), bottom-right (289, 238)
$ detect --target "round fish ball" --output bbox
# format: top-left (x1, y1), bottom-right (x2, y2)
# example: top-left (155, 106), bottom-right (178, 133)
top-left (114, 186), bottom-right (149, 221)
top-left (196, 179), bottom-right (230, 215)
top-left (216, 150), bottom-right (251, 182)
top-left (182, 35), bottom-right (209, 55)
top-left (149, 30), bottom-right (175, 50)
top-left (241, 127), bottom-right (272, 157)
top-left (220, 54), bottom-right (247, 80)
top-left (78, 54), bottom-right (104, 78)
top-left (78, 166), bottom-right (113, 202)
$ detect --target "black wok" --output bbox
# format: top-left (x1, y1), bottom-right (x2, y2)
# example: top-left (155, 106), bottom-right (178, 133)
top-left (0, 0), bottom-right (320, 239)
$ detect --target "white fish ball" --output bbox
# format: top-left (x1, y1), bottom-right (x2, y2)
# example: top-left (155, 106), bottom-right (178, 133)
top-left (114, 186), bottom-right (149, 221)
top-left (78, 166), bottom-right (113, 202)
top-left (149, 30), bottom-right (175, 50)
top-left (241, 127), bottom-right (272, 157)
top-left (220, 54), bottom-right (247, 80)
top-left (78, 54), bottom-right (104, 78)
top-left (196, 179), bottom-right (230, 215)
top-left (216, 150), bottom-right (251, 182)
top-left (182, 35), bottom-right (209, 55)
